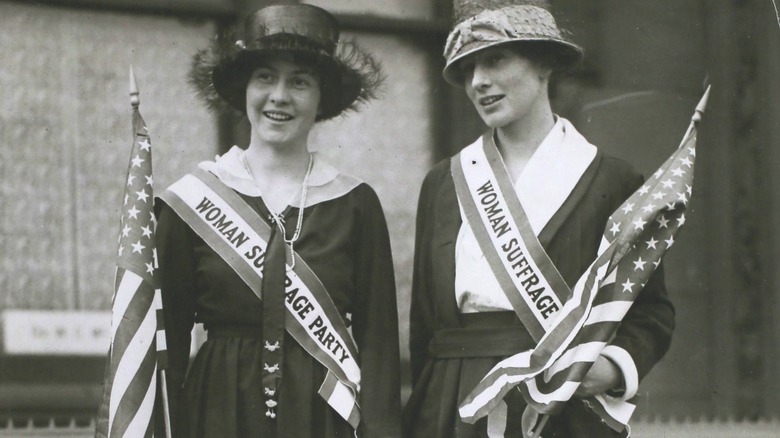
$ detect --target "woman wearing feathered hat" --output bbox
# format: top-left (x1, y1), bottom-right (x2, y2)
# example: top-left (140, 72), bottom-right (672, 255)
top-left (154, 4), bottom-right (401, 437)
top-left (405, 1), bottom-right (674, 436)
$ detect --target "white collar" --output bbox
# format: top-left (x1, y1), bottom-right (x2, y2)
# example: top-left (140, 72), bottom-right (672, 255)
top-left (515, 117), bottom-right (597, 234)
top-left (198, 146), bottom-right (340, 197)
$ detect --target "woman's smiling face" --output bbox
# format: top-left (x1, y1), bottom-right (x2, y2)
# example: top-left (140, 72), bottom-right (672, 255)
top-left (460, 46), bottom-right (551, 130)
top-left (245, 54), bottom-right (321, 148)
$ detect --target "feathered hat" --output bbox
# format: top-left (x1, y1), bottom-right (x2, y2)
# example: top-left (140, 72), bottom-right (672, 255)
top-left (190, 4), bottom-right (383, 121)
top-left (443, 0), bottom-right (584, 86)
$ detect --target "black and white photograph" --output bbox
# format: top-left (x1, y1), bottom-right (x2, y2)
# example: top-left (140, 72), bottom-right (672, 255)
top-left (0, 0), bottom-right (779, 437)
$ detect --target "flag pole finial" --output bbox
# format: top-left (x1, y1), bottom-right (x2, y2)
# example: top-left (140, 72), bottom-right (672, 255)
top-left (693, 85), bottom-right (711, 124)
top-left (130, 65), bottom-right (140, 108)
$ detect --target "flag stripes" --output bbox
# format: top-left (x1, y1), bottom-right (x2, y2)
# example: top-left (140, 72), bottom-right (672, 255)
top-left (110, 269), bottom-right (146, 341)
top-left (592, 394), bottom-right (635, 429)
top-left (584, 302), bottom-right (634, 325)
top-left (486, 401), bottom-right (508, 437)
top-left (458, 87), bottom-right (707, 431)
top-left (110, 340), bottom-right (157, 437)
top-left (96, 76), bottom-right (168, 437)
top-left (523, 129), bottom-right (697, 421)
top-left (543, 341), bottom-right (609, 381)
top-left (107, 271), bottom-right (158, 437)
top-left (154, 289), bottom-right (169, 370)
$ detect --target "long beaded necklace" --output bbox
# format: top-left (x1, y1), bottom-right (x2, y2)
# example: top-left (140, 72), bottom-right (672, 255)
top-left (242, 150), bottom-right (313, 270)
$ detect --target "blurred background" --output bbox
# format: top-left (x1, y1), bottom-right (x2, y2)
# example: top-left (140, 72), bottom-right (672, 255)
top-left (1, 0), bottom-right (779, 436)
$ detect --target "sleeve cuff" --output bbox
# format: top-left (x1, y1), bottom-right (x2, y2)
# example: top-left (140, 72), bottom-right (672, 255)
top-left (600, 345), bottom-right (639, 400)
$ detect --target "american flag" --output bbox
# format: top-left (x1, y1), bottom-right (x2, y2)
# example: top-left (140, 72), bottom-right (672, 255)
top-left (95, 70), bottom-right (168, 438)
top-left (459, 87), bottom-right (710, 432)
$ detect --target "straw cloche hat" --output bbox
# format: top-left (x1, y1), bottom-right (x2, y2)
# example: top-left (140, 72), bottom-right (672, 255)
top-left (443, 0), bottom-right (583, 86)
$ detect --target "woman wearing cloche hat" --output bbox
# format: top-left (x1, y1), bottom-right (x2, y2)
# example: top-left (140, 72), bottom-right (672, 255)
top-left (154, 4), bottom-right (401, 437)
top-left (405, 0), bottom-right (674, 437)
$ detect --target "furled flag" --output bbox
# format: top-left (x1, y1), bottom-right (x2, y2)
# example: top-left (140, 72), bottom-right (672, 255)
top-left (95, 67), bottom-right (169, 438)
top-left (458, 86), bottom-right (711, 434)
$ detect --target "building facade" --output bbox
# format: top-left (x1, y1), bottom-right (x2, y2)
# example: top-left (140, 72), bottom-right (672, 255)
top-left (1, 0), bottom-right (779, 435)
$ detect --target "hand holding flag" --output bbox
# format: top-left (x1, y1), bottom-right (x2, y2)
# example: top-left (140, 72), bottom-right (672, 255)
top-left (458, 86), bottom-right (711, 435)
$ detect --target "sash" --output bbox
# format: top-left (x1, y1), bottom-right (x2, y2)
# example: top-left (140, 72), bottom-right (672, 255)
top-left (159, 168), bottom-right (361, 428)
top-left (453, 132), bottom-right (612, 432)
top-left (451, 133), bottom-right (571, 341)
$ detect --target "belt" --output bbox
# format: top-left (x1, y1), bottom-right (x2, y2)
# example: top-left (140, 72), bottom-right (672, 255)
top-left (428, 312), bottom-right (535, 358)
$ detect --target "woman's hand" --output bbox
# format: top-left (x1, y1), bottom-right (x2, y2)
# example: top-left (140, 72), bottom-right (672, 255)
top-left (574, 355), bottom-right (622, 398)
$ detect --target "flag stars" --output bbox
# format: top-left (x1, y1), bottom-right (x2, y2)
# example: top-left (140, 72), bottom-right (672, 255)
top-left (610, 221), bottom-right (621, 236)
top-left (685, 184), bottom-right (692, 196)
top-left (666, 201), bottom-right (677, 211)
top-left (117, 245), bottom-right (124, 256)
top-left (651, 191), bottom-right (665, 201)
top-left (638, 185), bottom-right (650, 196)
top-left (671, 168), bottom-right (686, 177)
top-left (621, 202), bottom-right (635, 214)
top-left (136, 189), bottom-right (150, 203)
top-left (646, 237), bottom-right (658, 250)
top-left (665, 236), bottom-right (675, 248)
top-left (653, 168), bottom-right (664, 179)
top-left (677, 192), bottom-right (688, 204)
top-left (633, 257), bottom-right (647, 271)
top-left (681, 156), bottom-right (693, 168)
top-left (127, 205), bottom-right (140, 219)
top-left (131, 241), bottom-right (145, 254)
top-left (657, 215), bottom-right (669, 228)
top-left (145, 175), bottom-right (154, 186)
top-left (621, 279), bottom-right (635, 293)
top-left (139, 138), bottom-right (151, 152)
top-left (642, 203), bottom-right (655, 213)
top-left (122, 224), bottom-right (132, 237)
top-left (145, 262), bottom-right (155, 274)
top-left (131, 155), bottom-right (145, 167)
top-left (688, 147), bottom-right (696, 157)
top-left (661, 179), bottom-right (676, 189)
top-left (632, 218), bottom-right (646, 230)
top-left (141, 225), bottom-right (153, 238)
top-left (127, 174), bottom-right (135, 186)
top-left (676, 213), bottom-right (686, 226)
top-left (149, 212), bottom-right (157, 228)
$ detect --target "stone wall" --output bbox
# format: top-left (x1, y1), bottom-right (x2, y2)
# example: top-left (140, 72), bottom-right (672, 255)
top-left (0, 0), bottom-right (437, 365)
top-left (0, 2), bottom-right (218, 312)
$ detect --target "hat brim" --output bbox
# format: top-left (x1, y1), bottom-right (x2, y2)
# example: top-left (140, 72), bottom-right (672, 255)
top-left (213, 48), bottom-right (358, 121)
top-left (442, 38), bottom-right (584, 87)
top-left (191, 34), bottom-right (383, 121)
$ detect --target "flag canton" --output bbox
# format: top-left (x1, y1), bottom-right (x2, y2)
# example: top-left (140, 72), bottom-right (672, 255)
top-left (605, 132), bottom-right (696, 295)
top-left (117, 121), bottom-right (157, 284)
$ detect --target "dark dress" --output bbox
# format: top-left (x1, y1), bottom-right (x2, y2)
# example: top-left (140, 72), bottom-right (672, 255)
top-left (155, 176), bottom-right (401, 438)
top-left (404, 153), bottom-right (675, 438)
